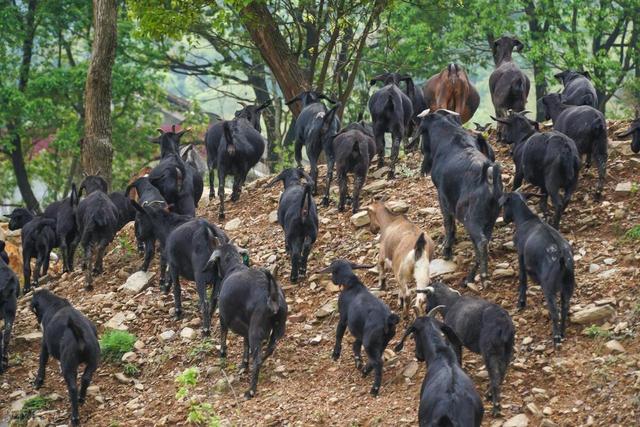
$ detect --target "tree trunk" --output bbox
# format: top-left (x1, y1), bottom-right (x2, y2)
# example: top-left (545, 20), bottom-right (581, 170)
top-left (239, 1), bottom-right (309, 116)
top-left (6, 0), bottom-right (40, 212)
top-left (532, 61), bottom-right (547, 121)
top-left (83, 0), bottom-right (118, 187)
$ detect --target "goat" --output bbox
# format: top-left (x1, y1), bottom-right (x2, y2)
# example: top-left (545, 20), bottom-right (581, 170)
top-left (540, 93), bottom-right (608, 199)
top-left (148, 127), bottom-right (202, 216)
top-left (205, 243), bottom-right (287, 399)
top-left (215, 119), bottom-right (266, 220)
top-left (403, 76), bottom-right (428, 139)
top-left (267, 168), bottom-right (318, 283)
top-left (126, 176), bottom-right (167, 271)
top-left (286, 91), bottom-right (341, 195)
top-left (554, 70), bottom-right (598, 108)
top-left (317, 259), bottom-right (399, 396)
top-left (6, 208), bottom-right (57, 294)
top-left (324, 121), bottom-right (376, 212)
top-left (31, 289), bottom-right (100, 426)
top-left (423, 282), bottom-right (514, 416)
top-left (489, 36), bottom-right (531, 140)
top-left (493, 111), bottom-right (580, 229)
top-left (418, 109), bottom-right (503, 286)
top-left (131, 201), bottom-right (227, 335)
top-left (617, 112), bottom-right (640, 154)
top-left (501, 192), bottom-right (575, 346)
top-left (368, 73), bottom-right (414, 178)
top-left (205, 100), bottom-right (271, 200)
top-left (43, 185), bottom-right (79, 273)
top-left (0, 249), bottom-right (18, 374)
top-left (78, 174), bottom-right (108, 196)
top-left (423, 64), bottom-right (480, 124)
top-left (395, 309), bottom-right (484, 427)
top-left (74, 176), bottom-right (120, 290)
top-left (108, 190), bottom-right (137, 232)
top-left (367, 201), bottom-right (435, 316)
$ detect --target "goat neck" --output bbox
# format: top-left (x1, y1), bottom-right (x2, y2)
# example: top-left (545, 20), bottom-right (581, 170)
top-left (418, 323), bottom-right (458, 366)
top-left (510, 197), bottom-right (538, 226)
top-left (369, 203), bottom-right (399, 231)
top-left (542, 96), bottom-right (567, 122)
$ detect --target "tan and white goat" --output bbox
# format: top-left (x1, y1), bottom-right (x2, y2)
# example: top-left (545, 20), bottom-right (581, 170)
top-left (367, 201), bottom-right (435, 316)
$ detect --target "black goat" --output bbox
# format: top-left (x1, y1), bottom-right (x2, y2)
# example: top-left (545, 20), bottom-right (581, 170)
top-left (418, 109), bottom-right (503, 286)
top-left (404, 76), bottom-right (427, 140)
top-left (324, 121), bottom-right (376, 212)
top-left (0, 248), bottom-right (18, 374)
top-left (132, 201), bottom-right (227, 335)
top-left (205, 100), bottom-right (271, 200)
top-left (395, 311), bottom-right (484, 426)
top-left (31, 289), bottom-right (99, 426)
top-left (617, 113), bottom-right (640, 154)
top-left (43, 185), bottom-right (79, 273)
top-left (267, 168), bottom-right (318, 283)
top-left (493, 111), bottom-right (580, 228)
top-left (74, 177), bottom-right (120, 290)
top-left (108, 190), bottom-right (137, 232)
top-left (424, 282), bottom-right (515, 416)
top-left (554, 70), bottom-right (598, 108)
top-left (148, 128), bottom-right (202, 216)
top-left (215, 119), bottom-right (266, 220)
top-left (540, 93), bottom-right (607, 199)
top-left (287, 91), bottom-right (341, 195)
top-left (126, 177), bottom-right (167, 271)
top-left (489, 36), bottom-right (530, 140)
top-left (318, 259), bottom-right (399, 396)
top-left (78, 174), bottom-right (108, 196)
top-left (368, 73), bottom-right (414, 178)
top-left (205, 243), bottom-right (287, 399)
top-left (501, 192), bottom-right (575, 346)
top-left (6, 208), bottom-right (57, 294)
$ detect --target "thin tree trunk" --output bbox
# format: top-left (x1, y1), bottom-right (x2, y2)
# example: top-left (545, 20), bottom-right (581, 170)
top-left (83, 0), bottom-right (118, 187)
top-left (239, 1), bottom-right (309, 116)
top-left (6, 0), bottom-right (40, 212)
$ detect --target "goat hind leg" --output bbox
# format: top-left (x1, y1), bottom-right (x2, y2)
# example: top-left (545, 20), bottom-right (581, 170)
top-left (352, 339), bottom-right (363, 370)
top-left (388, 133), bottom-right (401, 179)
top-left (544, 292), bottom-right (562, 346)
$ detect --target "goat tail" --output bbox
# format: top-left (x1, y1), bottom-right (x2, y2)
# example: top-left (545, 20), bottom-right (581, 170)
top-left (300, 184), bottom-right (312, 220)
top-left (67, 317), bottom-right (86, 353)
top-left (483, 162), bottom-right (503, 198)
top-left (386, 90), bottom-right (402, 116)
top-left (261, 268), bottom-right (280, 315)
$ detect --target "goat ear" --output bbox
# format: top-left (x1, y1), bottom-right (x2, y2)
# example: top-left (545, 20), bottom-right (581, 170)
top-left (369, 75), bottom-right (385, 86)
top-left (204, 249), bottom-right (221, 272)
top-left (414, 233), bottom-right (427, 260)
top-left (393, 325), bottom-right (415, 352)
top-left (314, 265), bottom-right (334, 274)
top-left (156, 128), bottom-right (164, 135)
top-left (70, 183), bottom-right (79, 206)
top-left (580, 70), bottom-right (591, 79)
top-left (130, 200), bottom-right (145, 214)
top-left (348, 262), bottom-right (374, 270)
top-left (616, 126), bottom-right (636, 138)
top-left (438, 322), bottom-right (463, 364)
top-left (318, 94), bottom-right (337, 104)
top-left (265, 170), bottom-right (286, 188)
top-left (490, 115), bottom-right (510, 125)
top-left (513, 38), bottom-right (524, 52)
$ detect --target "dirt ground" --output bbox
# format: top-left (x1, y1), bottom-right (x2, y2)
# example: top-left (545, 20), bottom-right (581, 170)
top-left (1, 123), bottom-right (639, 427)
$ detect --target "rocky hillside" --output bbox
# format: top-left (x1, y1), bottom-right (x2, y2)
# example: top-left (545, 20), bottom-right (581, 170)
top-left (1, 124), bottom-right (639, 427)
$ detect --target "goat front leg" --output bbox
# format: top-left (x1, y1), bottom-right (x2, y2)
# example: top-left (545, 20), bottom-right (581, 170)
top-left (217, 168), bottom-right (226, 220)
top-left (388, 132), bottom-right (401, 179)
top-left (22, 250), bottom-right (32, 294)
top-left (517, 254), bottom-right (527, 309)
top-left (141, 238), bottom-right (155, 272)
top-left (442, 212), bottom-right (456, 260)
top-left (294, 139), bottom-right (303, 169)
top-left (352, 339), bottom-right (363, 370)
top-left (377, 250), bottom-right (386, 290)
top-left (231, 174), bottom-right (242, 202)
top-left (332, 319), bottom-right (347, 360)
top-left (309, 156), bottom-right (319, 196)
top-left (33, 343), bottom-right (49, 388)
top-left (322, 157), bottom-right (335, 207)
top-left (0, 316), bottom-right (13, 373)
top-left (159, 252), bottom-right (169, 293)
top-left (170, 267), bottom-right (183, 321)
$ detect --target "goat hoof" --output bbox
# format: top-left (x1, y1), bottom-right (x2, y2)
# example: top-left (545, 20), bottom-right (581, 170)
top-left (201, 328), bottom-right (210, 337)
top-left (218, 213), bottom-right (225, 221)
top-left (354, 358), bottom-right (362, 369)
top-left (331, 350), bottom-right (340, 361)
top-left (33, 378), bottom-right (43, 389)
top-left (84, 284), bottom-right (94, 291)
top-left (517, 302), bottom-right (526, 310)
top-left (387, 171), bottom-right (395, 180)
top-left (321, 197), bottom-right (330, 207)
top-left (338, 205), bottom-right (345, 212)
top-left (79, 397), bottom-right (86, 405)
top-left (290, 274), bottom-right (298, 283)
top-left (71, 417), bottom-right (80, 427)
top-left (369, 386), bottom-right (379, 397)
top-left (220, 351), bottom-right (227, 359)
top-left (244, 390), bottom-right (255, 400)
top-left (492, 407), bottom-right (501, 417)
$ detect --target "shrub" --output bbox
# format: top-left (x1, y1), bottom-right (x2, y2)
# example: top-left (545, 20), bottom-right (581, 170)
top-left (584, 325), bottom-right (612, 339)
top-left (123, 362), bottom-right (140, 377)
top-left (625, 225), bottom-right (640, 241)
top-left (187, 402), bottom-right (220, 426)
top-left (14, 396), bottom-right (51, 423)
top-left (175, 367), bottom-right (199, 400)
top-left (100, 330), bottom-right (137, 362)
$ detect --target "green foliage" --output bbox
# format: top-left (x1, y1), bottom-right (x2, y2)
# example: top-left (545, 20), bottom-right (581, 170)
top-left (117, 236), bottom-right (136, 258)
top-left (100, 330), bottom-right (137, 363)
top-left (188, 339), bottom-right (214, 361)
top-left (624, 225), bottom-right (640, 241)
top-left (187, 402), bottom-right (221, 426)
top-left (123, 362), bottom-right (141, 378)
top-left (14, 396), bottom-right (52, 423)
top-left (584, 325), bottom-right (612, 339)
top-left (175, 367), bottom-right (199, 400)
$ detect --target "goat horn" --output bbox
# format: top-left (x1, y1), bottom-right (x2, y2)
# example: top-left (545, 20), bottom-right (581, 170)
top-left (417, 109), bottom-right (431, 118)
top-left (427, 305), bottom-right (446, 318)
top-left (436, 108), bottom-right (460, 116)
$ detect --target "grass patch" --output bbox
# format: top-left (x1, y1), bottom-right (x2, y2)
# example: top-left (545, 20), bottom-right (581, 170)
top-left (188, 339), bottom-right (214, 362)
top-left (100, 330), bottom-right (137, 362)
top-left (175, 367), bottom-right (199, 400)
top-left (123, 362), bottom-right (140, 377)
top-left (624, 225), bottom-right (640, 241)
top-left (14, 396), bottom-right (51, 423)
top-left (116, 235), bottom-right (136, 258)
top-left (187, 402), bottom-right (220, 426)
top-left (584, 325), bottom-right (612, 339)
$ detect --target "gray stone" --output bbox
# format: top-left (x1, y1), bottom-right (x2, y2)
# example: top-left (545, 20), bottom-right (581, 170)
top-left (16, 331), bottom-right (43, 342)
top-left (350, 211), bottom-right (370, 227)
top-left (503, 414), bottom-right (529, 427)
top-left (180, 327), bottom-right (196, 340)
top-left (159, 330), bottom-right (176, 342)
top-left (386, 200), bottom-right (410, 214)
top-left (315, 301), bottom-right (336, 318)
top-left (615, 182), bottom-right (632, 193)
top-left (11, 394), bottom-right (39, 415)
top-left (402, 361), bottom-right (419, 378)
top-left (571, 304), bottom-right (615, 324)
top-left (430, 259), bottom-right (457, 277)
top-left (268, 210), bottom-right (278, 224)
top-left (104, 312), bottom-right (128, 330)
top-left (492, 268), bottom-right (516, 279)
top-left (224, 218), bottom-right (242, 231)
top-left (588, 264), bottom-right (600, 273)
top-left (363, 179), bottom-right (387, 192)
top-left (121, 271), bottom-right (153, 294)
top-left (604, 339), bottom-right (625, 354)
top-left (115, 373), bottom-right (132, 384)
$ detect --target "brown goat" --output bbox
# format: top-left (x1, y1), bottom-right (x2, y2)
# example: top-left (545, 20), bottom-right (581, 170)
top-left (422, 64), bottom-right (480, 124)
top-left (367, 201), bottom-right (435, 316)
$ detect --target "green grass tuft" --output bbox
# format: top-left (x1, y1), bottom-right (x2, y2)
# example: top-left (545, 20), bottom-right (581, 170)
top-left (123, 362), bottom-right (140, 377)
top-left (100, 330), bottom-right (137, 362)
top-left (584, 325), bottom-right (612, 339)
top-left (625, 225), bottom-right (640, 241)
top-left (14, 396), bottom-right (52, 423)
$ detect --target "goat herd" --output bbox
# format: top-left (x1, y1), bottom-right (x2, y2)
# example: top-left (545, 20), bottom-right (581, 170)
top-left (1, 35), bottom-right (639, 426)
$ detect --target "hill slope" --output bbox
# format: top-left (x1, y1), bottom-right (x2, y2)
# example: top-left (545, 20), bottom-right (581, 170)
top-left (2, 126), bottom-right (639, 426)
